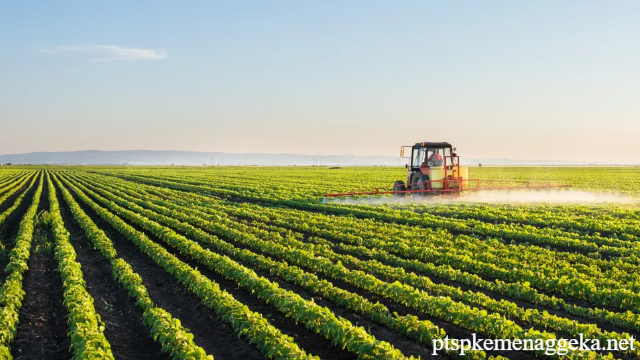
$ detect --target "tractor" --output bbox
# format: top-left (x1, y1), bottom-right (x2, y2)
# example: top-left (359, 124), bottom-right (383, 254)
top-left (323, 141), bottom-right (572, 198)
top-left (393, 142), bottom-right (466, 195)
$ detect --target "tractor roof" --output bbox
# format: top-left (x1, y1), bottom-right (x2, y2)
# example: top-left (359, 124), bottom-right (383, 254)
top-left (413, 142), bottom-right (452, 149)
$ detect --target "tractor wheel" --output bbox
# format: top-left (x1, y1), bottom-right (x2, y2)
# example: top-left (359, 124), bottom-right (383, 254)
top-left (410, 173), bottom-right (430, 195)
top-left (393, 180), bottom-right (406, 197)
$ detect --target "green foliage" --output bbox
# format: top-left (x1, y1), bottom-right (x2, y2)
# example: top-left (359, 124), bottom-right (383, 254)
top-left (2, 165), bottom-right (637, 360)
top-left (53, 174), bottom-right (213, 360)
top-left (54, 173), bottom-right (313, 360)
top-left (47, 173), bottom-right (116, 359)
top-left (0, 172), bottom-right (43, 358)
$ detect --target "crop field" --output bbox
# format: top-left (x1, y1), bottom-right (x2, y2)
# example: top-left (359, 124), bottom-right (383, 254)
top-left (0, 166), bottom-right (639, 360)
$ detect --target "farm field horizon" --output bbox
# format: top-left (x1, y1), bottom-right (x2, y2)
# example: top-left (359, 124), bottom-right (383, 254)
top-left (0, 166), bottom-right (639, 359)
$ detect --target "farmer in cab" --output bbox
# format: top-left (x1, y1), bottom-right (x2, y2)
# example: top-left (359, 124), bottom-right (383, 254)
top-left (428, 149), bottom-right (443, 166)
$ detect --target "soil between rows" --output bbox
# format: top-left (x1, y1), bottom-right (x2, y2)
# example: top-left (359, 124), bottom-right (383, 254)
top-left (59, 177), bottom-right (293, 360)
top-left (405, 206), bottom-right (636, 239)
top-left (154, 177), bottom-right (631, 262)
top-left (225, 207), bottom-right (623, 314)
top-left (54, 182), bottom-right (170, 360)
top-left (260, 222), bottom-right (640, 337)
top-left (204, 206), bottom-right (638, 358)
top-left (0, 174), bottom-right (20, 194)
top-left (85, 173), bottom-right (637, 359)
top-left (193, 220), bottom-right (541, 360)
top-left (94, 173), bottom-right (639, 317)
top-left (71, 180), bottom-right (361, 360)
top-left (0, 176), bottom-right (30, 214)
top-left (100, 173), bottom-right (631, 274)
top-left (76, 175), bottom-right (545, 360)
top-left (12, 175), bottom-right (71, 360)
top-left (0, 176), bottom-right (37, 284)
top-left (71, 174), bottom-right (442, 358)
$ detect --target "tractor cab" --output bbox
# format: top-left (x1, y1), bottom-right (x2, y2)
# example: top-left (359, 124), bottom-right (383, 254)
top-left (394, 142), bottom-right (467, 194)
top-left (407, 142), bottom-right (454, 169)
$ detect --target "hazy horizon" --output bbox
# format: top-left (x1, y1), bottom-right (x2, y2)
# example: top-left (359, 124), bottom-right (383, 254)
top-left (1, 149), bottom-right (635, 166)
top-left (2, 1), bottom-right (639, 163)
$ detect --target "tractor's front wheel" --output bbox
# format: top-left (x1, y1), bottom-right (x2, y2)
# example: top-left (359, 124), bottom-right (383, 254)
top-left (410, 173), bottom-right (430, 195)
top-left (393, 180), bottom-right (406, 197)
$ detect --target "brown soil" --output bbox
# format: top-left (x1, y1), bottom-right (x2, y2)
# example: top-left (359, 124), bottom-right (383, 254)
top-left (54, 183), bottom-right (171, 360)
top-left (60, 179), bottom-right (275, 360)
top-left (83, 173), bottom-right (629, 359)
top-left (0, 175), bottom-right (37, 279)
top-left (76, 176), bottom-right (538, 359)
top-left (12, 178), bottom-right (71, 360)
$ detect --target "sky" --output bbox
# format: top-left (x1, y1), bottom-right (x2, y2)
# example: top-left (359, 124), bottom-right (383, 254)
top-left (1, 1), bottom-right (639, 163)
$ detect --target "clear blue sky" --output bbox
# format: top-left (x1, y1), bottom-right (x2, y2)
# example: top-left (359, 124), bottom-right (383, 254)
top-left (2, 1), bottom-right (639, 163)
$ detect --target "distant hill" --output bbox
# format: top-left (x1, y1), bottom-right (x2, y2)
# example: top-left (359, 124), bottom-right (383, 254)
top-left (0, 150), bottom-right (611, 166)
top-left (0, 150), bottom-right (404, 166)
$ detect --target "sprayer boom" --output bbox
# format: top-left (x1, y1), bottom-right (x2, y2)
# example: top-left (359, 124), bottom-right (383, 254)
top-left (324, 180), bottom-right (573, 198)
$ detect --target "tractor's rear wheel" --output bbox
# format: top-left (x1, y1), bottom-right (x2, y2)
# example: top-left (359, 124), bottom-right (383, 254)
top-left (393, 180), bottom-right (406, 197)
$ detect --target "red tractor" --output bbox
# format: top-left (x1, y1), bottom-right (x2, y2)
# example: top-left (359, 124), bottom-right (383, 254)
top-left (392, 142), bottom-right (466, 195)
top-left (324, 141), bottom-right (572, 198)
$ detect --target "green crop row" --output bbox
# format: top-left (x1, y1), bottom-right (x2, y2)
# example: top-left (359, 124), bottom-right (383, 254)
top-left (74, 171), bottom-right (640, 335)
top-left (46, 173), bottom-right (116, 359)
top-left (75, 171), bottom-right (640, 351)
top-left (0, 172), bottom-right (43, 359)
top-left (65, 173), bottom-right (612, 360)
top-left (0, 175), bottom-right (38, 257)
top-left (69, 172), bottom-right (499, 360)
top-left (52, 173), bottom-right (215, 359)
top-left (224, 201), bottom-right (640, 312)
top-left (53, 173), bottom-right (317, 360)
top-left (92, 171), bottom-right (640, 290)
top-left (0, 174), bottom-right (37, 228)
top-left (95, 170), bottom-right (640, 257)
top-left (0, 172), bottom-right (32, 197)
top-left (59, 174), bottom-right (410, 360)
top-left (408, 204), bottom-right (640, 239)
